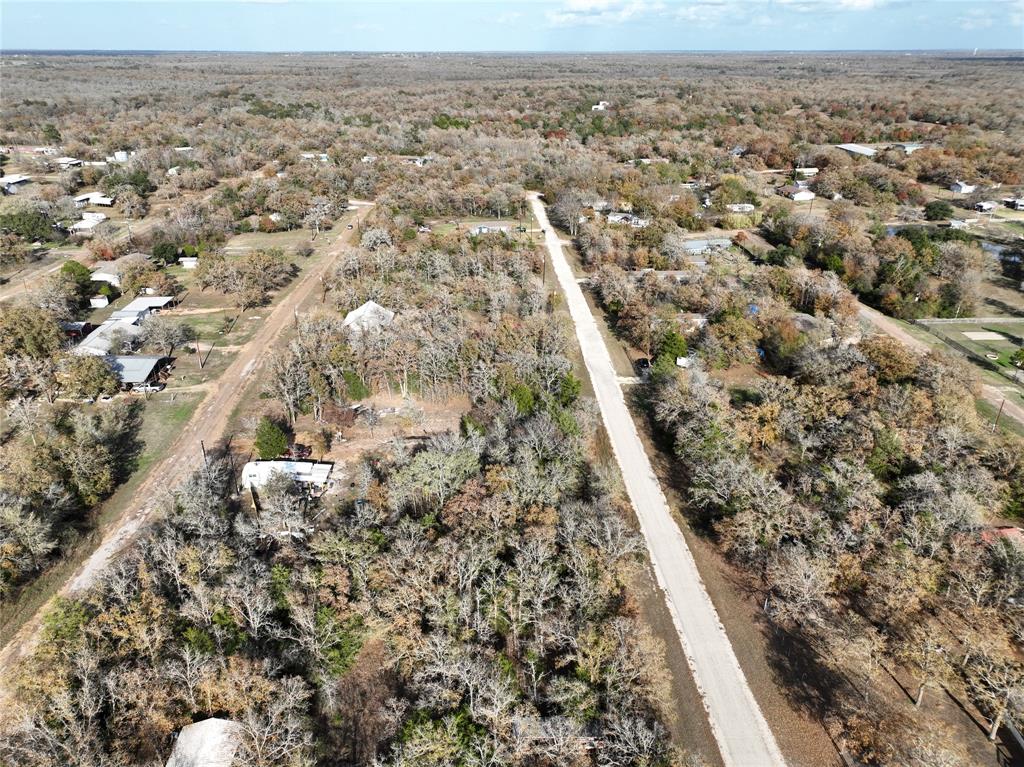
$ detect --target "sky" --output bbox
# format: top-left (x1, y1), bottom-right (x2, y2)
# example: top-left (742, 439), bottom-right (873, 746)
top-left (1, 0), bottom-right (1022, 52)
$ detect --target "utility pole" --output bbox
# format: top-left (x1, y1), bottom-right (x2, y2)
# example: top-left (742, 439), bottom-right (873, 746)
top-left (200, 439), bottom-right (209, 469)
top-left (991, 401), bottom-right (1007, 430)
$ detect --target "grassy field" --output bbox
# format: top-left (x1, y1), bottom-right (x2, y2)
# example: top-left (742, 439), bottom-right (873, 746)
top-left (924, 321), bottom-right (1024, 373)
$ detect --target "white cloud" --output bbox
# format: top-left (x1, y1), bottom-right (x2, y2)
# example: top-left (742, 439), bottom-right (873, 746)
top-left (546, 0), bottom-right (665, 27)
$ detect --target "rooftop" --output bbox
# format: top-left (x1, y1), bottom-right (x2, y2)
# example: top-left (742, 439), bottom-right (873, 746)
top-left (104, 355), bottom-right (164, 385)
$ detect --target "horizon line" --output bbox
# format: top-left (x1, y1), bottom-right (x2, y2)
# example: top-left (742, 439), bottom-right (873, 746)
top-left (2, 47), bottom-right (1022, 55)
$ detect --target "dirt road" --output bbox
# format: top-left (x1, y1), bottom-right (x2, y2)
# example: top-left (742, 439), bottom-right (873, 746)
top-left (0, 201), bottom-right (374, 684)
top-left (856, 302), bottom-right (1024, 429)
top-left (531, 193), bottom-right (785, 767)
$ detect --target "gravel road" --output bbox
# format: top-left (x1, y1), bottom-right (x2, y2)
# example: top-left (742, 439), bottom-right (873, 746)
top-left (530, 193), bottom-right (786, 767)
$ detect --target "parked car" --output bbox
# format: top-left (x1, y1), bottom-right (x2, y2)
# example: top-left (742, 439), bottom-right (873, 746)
top-left (132, 382), bottom-right (166, 393)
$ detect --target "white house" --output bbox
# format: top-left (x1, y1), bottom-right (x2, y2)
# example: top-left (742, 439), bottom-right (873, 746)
top-left (90, 253), bottom-right (148, 288)
top-left (343, 300), bottom-right (395, 334)
top-left (89, 295), bottom-right (110, 309)
top-left (469, 224), bottom-right (510, 236)
top-left (779, 185), bottom-right (816, 202)
top-left (165, 718), bottom-right (240, 767)
top-left (950, 180), bottom-right (977, 194)
top-left (56, 157), bottom-right (82, 169)
top-left (74, 191), bottom-right (114, 208)
top-left (241, 460), bottom-right (333, 490)
top-left (835, 143), bottom-right (877, 158)
top-left (591, 100), bottom-right (611, 111)
top-left (70, 212), bottom-right (107, 233)
top-left (110, 296), bottom-right (176, 323)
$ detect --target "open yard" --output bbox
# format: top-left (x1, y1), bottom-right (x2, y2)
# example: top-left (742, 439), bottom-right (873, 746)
top-left (919, 319), bottom-right (1024, 381)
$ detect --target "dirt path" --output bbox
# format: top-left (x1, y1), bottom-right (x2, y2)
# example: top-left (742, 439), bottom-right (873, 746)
top-left (0, 202), bottom-right (374, 689)
top-left (857, 302), bottom-right (1024, 429)
top-left (532, 193), bottom-right (785, 767)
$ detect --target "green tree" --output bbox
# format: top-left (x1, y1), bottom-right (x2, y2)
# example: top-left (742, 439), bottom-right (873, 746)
top-left (0, 305), bottom-right (64, 359)
top-left (60, 260), bottom-right (94, 299)
top-left (41, 124), bottom-right (62, 143)
top-left (254, 417), bottom-right (288, 459)
top-left (59, 355), bottom-right (119, 399)
top-left (924, 200), bottom-right (954, 221)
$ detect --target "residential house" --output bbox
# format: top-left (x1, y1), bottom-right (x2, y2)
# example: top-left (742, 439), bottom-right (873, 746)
top-left (89, 295), bottom-right (110, 309)
top-left (110, 296), bottom-right (176, 323)
top-left (56, 156), bottom-right (82, 169)
top-left (241, 460), bottom-right (333, 490)
top-left (779, 185), bottom-right (816, 202)
top-left (681, 238), bottom-right (732, 255)
top-left (105, 355), bottom-right (166, 387)
top-left (74, 191), bottom-right (114, 208)
top-left (835, 143), bottom-right (877, 158)
top-left (91, 253), bottom-right (149, 288)
top-left (70, 211), bottom-right (107, 234)
top-left (950, 180), bottom-right (977, 194)
top-left (469, 224), bottom-right (510, 236)
top-left (343, 300), bottom-right (395, 334)
top-left (165, 718), bottom-right (240, 767)
top-left (75, 320), bottom-right (142, 356)
top-left (106, 150), bottom-right (136, 164)
top-left (0, 174), bottom-right (32, 194)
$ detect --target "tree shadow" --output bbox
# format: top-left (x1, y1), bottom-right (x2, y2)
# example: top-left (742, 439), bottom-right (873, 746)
top-left (762, 620), bottom-right (851, 723)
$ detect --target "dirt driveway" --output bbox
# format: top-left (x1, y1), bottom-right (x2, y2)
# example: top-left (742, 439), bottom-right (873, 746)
top-left (0, 202), bottom-right (374, 692)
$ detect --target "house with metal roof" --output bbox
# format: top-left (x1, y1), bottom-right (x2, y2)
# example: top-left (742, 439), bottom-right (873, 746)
top-left (835, 143), bottom-right (877, 158)
top-left (74, 191), bottom-right (114, 208)
top-left (74, 320), bottom-right (141, 356)
top-left (104, 355), bottom-right (165, 386)
top-left (110, 296), bottom-right (176, 323)
top-left (681, 238), bottom-right (733, 255)
top-left (241, 460), bottom-right (334, 490)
